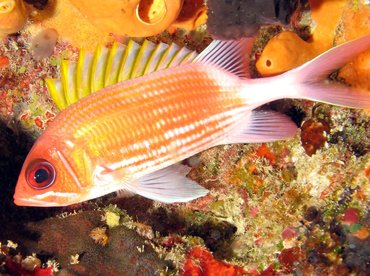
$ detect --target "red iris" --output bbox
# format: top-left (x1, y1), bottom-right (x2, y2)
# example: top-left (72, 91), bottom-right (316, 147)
top-left (26, 160), bottom-right (56, 189)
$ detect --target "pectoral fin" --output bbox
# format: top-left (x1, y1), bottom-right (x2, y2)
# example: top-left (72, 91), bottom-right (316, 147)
top-left (125, 164), bottom-right (209, 203)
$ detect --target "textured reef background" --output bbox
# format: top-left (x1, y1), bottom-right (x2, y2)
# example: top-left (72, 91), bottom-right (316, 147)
top-left (0, 0), bottom-right (369, 275)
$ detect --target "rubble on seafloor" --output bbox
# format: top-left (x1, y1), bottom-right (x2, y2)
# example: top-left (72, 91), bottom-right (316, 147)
top-left (0, 0), bottom-right (369, 275)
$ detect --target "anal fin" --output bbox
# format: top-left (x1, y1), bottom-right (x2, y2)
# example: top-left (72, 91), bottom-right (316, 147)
top-left (220, 110), bottom-right (298, 144)
top-left (115, 189), bottom-right (135, 198)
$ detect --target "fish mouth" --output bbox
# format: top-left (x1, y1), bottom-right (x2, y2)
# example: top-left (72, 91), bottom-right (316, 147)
top-left (14, 191), bottom-right (80, 207)
top-left (14, 197), bottom-right (61, 207)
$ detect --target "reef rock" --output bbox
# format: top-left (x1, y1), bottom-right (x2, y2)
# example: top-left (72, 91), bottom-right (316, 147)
top-left (20, 211), bottom-right (167, 275)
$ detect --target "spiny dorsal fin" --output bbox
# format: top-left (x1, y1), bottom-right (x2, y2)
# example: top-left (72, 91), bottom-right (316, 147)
top-left (193, 38), bottom-right (255, 79)
top-left (45, 40), bottom-right (198, 110)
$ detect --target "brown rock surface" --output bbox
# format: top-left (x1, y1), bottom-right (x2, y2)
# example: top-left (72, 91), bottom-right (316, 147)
top-left (21, 211), bottom-right (167, 275)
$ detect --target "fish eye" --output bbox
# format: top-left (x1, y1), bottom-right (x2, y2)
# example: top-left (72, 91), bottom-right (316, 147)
top-left (26, 159), bottom-right (56, 189)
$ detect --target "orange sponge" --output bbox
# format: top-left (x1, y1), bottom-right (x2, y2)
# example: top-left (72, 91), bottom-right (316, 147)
top-left (256, 0), bottom-right (347, 77)
top-left (336, 2), bottom-right (370, 90)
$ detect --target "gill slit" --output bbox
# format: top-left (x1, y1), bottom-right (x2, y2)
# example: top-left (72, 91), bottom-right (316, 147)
top-left (56, 150), bottom-right (83, 189)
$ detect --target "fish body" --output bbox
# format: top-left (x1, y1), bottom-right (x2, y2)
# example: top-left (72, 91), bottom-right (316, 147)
top-left (14, 35), bottom-right (370, 206)
top-left (15, 63), bottom-right (249, 206)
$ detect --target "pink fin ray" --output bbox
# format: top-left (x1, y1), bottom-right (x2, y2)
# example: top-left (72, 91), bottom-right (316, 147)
top-left (220, 110), bottom-right (298, 144)
top-left (287, 35), bottom-right (370, 108)
top-left (289, 35), bottom-right (370, 82)
top-left (115, 189), bottom-right (135, 198)
top-left (300, 82), bottom-right (370, 109)
top-left (194, 38), bottom-right (255, 79)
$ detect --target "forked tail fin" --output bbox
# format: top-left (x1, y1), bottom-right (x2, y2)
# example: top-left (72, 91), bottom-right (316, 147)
top-left (191, 35), bottom-right (369, 109)
top-left (285, 35), bottom-right (370, 109)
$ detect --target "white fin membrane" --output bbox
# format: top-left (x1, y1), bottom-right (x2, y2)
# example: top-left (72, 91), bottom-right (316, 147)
top-left (194, 38), bottom-right (255, 79)
top-left (288, 35), bottom-right (370, 108)
top-left (125, 164), bottom-right (208, 203)
top-left (115, 189), bottom-right (135, 198)
top-left (220, 110), bottom-right (298, 144)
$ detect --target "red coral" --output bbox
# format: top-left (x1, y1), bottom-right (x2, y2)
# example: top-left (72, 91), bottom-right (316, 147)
top-left (34, 116), bottom-right (45, 129)
top-left (181, 247), bottom-right (246, 276)
top-left (19, 110), bottom-right (31, 121)
top-left (342, 208), bottom-right (359, 224)
top-left (278, 247), bottom-right (304, 273)
top-left (282, 226), bottom-right (298, 240)
top-left (34, 267), bottom-right (54, 276)
top-left (249, 207), bottom-right (259, 218)
top-left (256, 144), bottom-right (275, 165)
top-left (0, 56), bottom-right (9, 68)
top-left (45, 110), bottom-right (56, 119)
top-left (5, 257), bottom-right (53, 276)
top-left (365, 166), bottom-right (370, 178)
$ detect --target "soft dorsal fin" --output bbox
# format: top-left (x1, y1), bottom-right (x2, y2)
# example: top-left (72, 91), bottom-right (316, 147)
top-left (193, 38), bottom-right (255, 79)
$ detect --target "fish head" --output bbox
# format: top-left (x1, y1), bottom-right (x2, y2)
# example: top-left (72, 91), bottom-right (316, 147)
top-left (14, 133), bottom-right (89, 207)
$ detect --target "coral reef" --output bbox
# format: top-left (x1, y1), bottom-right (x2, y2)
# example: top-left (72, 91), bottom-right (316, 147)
top-left (0, 0), bottom-right (369, 274)
top-left (0, 211), bottom-right (168, 275)
top-left (181, 247), bottom-right (246, 275)
top-left (0, 32), bottom-right (65, 135)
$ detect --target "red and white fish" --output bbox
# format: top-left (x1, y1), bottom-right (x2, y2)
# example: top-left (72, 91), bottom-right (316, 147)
top-left (14, 35), bottom-right (370, 206)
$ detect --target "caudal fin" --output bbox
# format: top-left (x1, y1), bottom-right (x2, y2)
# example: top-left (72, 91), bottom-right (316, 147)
top-left (287, 35), bottom-right (370, 109)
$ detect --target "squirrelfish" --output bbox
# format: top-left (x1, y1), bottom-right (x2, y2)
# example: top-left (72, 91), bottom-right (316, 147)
top-left (14, 35), bottom-right (370, 206)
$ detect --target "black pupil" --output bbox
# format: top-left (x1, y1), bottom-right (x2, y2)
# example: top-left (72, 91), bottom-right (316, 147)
top-left (34, 169), bottom-right (49, 183)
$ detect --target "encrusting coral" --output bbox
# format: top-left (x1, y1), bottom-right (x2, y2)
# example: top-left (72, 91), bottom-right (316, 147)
top-left (0, 0), bottom-right (27, 38)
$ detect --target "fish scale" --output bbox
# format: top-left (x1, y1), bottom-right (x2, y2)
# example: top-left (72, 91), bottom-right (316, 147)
top-left (48, 64), bottom-right (246, 177)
